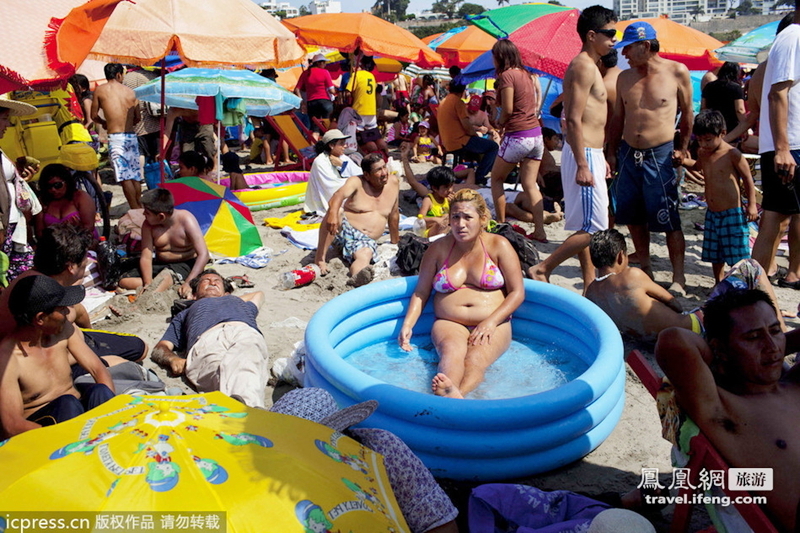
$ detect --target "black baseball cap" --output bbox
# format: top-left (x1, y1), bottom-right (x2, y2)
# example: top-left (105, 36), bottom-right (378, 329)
top-left (9, 275), bottom-right (85, 321)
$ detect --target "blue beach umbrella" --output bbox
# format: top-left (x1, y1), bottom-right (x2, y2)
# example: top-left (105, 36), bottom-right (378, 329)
top-left (134, 67), bottom-right (301, 116)
top-left (715, 20), bottom-right (780, 64)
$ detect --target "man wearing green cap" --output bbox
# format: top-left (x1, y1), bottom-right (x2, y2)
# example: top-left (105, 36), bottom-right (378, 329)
top-left (607, 21), bottom-right (694, 294)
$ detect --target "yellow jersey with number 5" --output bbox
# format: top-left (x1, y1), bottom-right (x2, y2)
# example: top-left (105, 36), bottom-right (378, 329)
top-left (346, 70), bottom-right (377, 116)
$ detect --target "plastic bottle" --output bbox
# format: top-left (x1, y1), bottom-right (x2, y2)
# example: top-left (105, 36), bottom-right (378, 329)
top-left (278, 264), bottom-right (321, 290)
top-left (445, 153), bottom-right (454, 168)
top-left (412, 215), bottom-right (427, 237)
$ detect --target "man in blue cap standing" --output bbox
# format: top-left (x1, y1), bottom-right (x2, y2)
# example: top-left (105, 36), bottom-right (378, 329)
top-left (607, 21), bottom-right (694, 294)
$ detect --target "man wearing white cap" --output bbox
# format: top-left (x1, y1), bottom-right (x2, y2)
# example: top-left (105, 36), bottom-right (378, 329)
top-left (607, 21), bottom-right (693, 293)
top-left (296, 53), bottom-right (336, 127)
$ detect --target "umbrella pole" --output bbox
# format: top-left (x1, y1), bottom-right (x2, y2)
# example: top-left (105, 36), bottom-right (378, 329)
top-left (217, 120), bottom-right (221, 184)
top-left (159, 57), bottom-right (167, 185)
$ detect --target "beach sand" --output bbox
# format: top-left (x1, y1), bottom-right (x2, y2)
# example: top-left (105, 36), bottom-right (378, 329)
top-left (95, 157), bottom-right (800, 531)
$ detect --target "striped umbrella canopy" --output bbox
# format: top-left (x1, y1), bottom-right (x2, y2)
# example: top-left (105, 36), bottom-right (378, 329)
top-left (467, 3), bottom-right (573, 39)
top-left (163, 177), bottom-right (263, 257)
top-left (429, 25), bottom-right (497, 68)
top-left (134, 68), bottom-right (301, 117)
top-left (715, 20), bottom-right (780, 64)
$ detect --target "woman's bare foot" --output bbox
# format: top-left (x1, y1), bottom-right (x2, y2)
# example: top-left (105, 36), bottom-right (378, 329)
top-left (432, 373), bottom-right (464, 398)
top-left (543, 211), bottom-right (564, 224)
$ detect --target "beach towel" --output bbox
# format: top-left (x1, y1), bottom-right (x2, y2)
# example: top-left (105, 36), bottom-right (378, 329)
top-left (216, 246), bottom-right (277, 269)
top-left (264, 209), bottom-right (321, 231)
top-left (468, 484), bottom-right (609, 533)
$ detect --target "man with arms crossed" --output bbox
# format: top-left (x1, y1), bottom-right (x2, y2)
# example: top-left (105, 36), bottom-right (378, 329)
top-left (656, 289), bottom-right (800, 531)
top-left (531, 5), bottom-right (616, 290)
top-left (92, 63), bottom-right (142, 210)
top-left (315, 153), bottom-right (400, 287)
top-left (608, 22), bottom-right (693, 293)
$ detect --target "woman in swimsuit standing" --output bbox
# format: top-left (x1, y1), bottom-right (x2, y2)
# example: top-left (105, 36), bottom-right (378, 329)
top-left (398, 189), bottom-right (525, 398)
top-left (35, 164), bottom-right (97, 240)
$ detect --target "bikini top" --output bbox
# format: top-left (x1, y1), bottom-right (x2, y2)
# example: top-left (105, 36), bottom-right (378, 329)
top-left (432, 237), bottom-right (505, 293)
top-left (43, 210), bottom-right (81, 226)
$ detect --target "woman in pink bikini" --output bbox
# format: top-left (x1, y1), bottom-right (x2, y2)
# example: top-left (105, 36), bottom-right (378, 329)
top-left (35, 164), bottom-right (98, 241)
top-left (398, 189), bottom-right (525, 398)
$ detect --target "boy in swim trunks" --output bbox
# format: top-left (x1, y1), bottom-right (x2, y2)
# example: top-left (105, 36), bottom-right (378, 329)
top-left (92, 63), bottom-right (142, 210)
top-left (315, 154), bottom-right (400, 287)
top-left (680, 110), bottom-right (758, 282)
top-left (118, 188), bottom-right (210, 298)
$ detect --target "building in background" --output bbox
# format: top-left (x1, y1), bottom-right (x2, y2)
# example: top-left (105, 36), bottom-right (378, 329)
top-left (613, 0), bottom-right (783, 24)
top-left (258, 0), bottom-right (299, 18)
top-left (309, 0), bottom-right (341, 14)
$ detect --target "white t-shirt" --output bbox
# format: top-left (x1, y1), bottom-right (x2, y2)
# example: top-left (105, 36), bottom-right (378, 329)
top-left (303, 152), bottom-right (363, 215)
top-left (760, 24), bottom-right (800, 154)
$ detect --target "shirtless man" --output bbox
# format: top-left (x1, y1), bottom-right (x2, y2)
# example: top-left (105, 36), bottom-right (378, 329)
top-left (656, 289), bottom-right (800, 531)
top-left (315, 153), bottom-right (400, 287)
top-left (607, 22), bottom-right (693, 293)
top-left (92, 63), bottom-right (142, 210)
top-left (118, 188), bottom-right (210, 298)
top-left (599, 49), bottom-right (621, 143)
top-left (530, 6), bottom-right (616, 290)
top-left (0, 275), bottom-right (114, 438)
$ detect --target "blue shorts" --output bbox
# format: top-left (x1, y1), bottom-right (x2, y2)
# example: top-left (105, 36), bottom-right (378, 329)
top-left (612, 140), bottom-right (681, 232)
top-left (334, 217), bottom-right (378, 263)
top-left (702, 207), bottom-right (749, 266)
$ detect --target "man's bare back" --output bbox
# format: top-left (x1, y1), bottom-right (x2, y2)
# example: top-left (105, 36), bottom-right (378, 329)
top-left (92, 79), bottom-right (138, 134)
top-left (617, 57), bottom-right (688, 149)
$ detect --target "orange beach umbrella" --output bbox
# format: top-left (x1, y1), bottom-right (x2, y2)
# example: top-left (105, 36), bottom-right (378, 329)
top-left (283, 13), bottom-right (444, 68)
top-left (616, 17), bottom-right (723, 71)
top-left (435, 26), bottom-right (497, 68)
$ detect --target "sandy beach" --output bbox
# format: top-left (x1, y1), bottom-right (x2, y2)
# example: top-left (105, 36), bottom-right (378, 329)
top-left (93, 155), bottom-right (800, 531)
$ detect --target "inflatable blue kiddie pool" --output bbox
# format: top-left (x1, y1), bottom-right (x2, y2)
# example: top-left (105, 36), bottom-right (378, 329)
top-left (304, 277), bottom-right (625, 481)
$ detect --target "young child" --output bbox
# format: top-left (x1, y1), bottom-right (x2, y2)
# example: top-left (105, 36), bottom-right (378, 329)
top-left (418, 166), bottom-right (455, 238)
top-left (118, 188), bottom-right (210, 298)
top-left (681, 110), bottom-right (758, 283)
top-left (412, 121), bottom-right (442, 164)
top-left (585, 229), bottom-right (701, 342)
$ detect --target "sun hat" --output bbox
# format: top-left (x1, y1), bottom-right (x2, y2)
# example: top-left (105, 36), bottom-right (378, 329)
top-left (311, 53), bottom-right (327, 64)
top-left (270, 387), bottom-right (378, 432)
top-left (9, 275), bottom-right (86, 321)
top-left (58, 143), bottom-right (99, 171)
top-left (588, 509), bottom-right (656, 533)
top-left (0, 97), bottom-right (36, 117)
top-left (320, 129), bottom-right (350, 145)
top-left (615, 21), bottom-right (657, 49)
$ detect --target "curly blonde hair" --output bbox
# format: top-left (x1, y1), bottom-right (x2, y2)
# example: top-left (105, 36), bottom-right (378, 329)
top-left (450, 188), bottom-right (490, 228)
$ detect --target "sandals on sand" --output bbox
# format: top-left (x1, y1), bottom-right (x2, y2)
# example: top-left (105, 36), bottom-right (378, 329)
top-left (229, 275), bottom-right (255, 288)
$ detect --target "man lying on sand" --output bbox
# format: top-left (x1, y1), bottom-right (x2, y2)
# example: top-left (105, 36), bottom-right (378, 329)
top-left (315, 153), bottom-right (399, 287)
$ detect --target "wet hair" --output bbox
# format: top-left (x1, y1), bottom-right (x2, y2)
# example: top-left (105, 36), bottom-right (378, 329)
top-left (491, 39), bottom-right (524, 73)
top-left (717, 62), bottom-right (740, 83)
top-left (68, 73), bottom-right (90, 94)
top-left (542, 127), bottom-right (558, 140)
top-left (600, 49), bottom-right (618, 69)
top-left (179, 150), bottom-right (209, 174)
top-left (104, 63), bottom-right (124, 80)
top-left (190, 269), bottom-right (234, 296)
top-left (589, 229), bottom-right (627, 269)
top-left (693, 109), bottom-right (726, 137)
top-left (33, 224), bottom-right (92, 276)
top-left (577, 5), bottom-right (618, 42)
top-left (426, 166), bottom-right (456, 189)
top-left (38, 164), bottom-right (77, 203)
top-left (778, 12), bottom-right (795, 34)
top-left (703, 288), bottom-right (776, 344)
top-left (361, 153), bottom-right (384, 175)
top-left (141, 188), bottom-right (175, 215)
top-left (450, 188), bottom-right (490, 223)
top-left (360, 56), bottom-right (376, 71)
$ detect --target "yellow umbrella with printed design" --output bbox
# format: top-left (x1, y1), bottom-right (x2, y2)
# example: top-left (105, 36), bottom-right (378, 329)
top-left (0, 392), bottom-right (409, 533)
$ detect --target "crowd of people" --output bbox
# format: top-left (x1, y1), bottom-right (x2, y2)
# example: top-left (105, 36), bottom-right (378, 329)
top-left (1, 4), bottom-right (800, 531)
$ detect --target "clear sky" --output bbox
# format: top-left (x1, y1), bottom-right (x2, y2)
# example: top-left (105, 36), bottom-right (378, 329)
top-left (276, 0), bottom-right (614, 17)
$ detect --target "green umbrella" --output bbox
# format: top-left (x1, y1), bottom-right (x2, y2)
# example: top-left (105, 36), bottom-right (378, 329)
top-left (467, 3), bottom-right (573, 39)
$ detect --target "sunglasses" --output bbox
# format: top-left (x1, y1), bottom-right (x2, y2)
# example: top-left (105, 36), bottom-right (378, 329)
top-left (593, 28), bottom-right (617, 38)
top-left (46, 181), bottom-right (65, 190)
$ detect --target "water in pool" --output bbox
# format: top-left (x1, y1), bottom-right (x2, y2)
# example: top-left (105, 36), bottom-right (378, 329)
top-left (344, 336), bottom-right (589, 399)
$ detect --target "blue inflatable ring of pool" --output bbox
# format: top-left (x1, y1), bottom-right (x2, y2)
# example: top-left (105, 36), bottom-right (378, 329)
top-left (304, 277), bottom-right (625, 481)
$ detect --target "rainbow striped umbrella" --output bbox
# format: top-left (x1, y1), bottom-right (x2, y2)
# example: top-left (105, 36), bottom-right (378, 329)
top-left (467, 3), bottom-right (573, 39)
top-left (164, 177), bottom-right (262, 258)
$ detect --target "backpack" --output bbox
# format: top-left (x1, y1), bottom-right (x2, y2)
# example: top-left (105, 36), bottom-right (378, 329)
top-left (489, 223), bottom-right (540, 274)
top-left (396, 233), bottom-right (430, 275)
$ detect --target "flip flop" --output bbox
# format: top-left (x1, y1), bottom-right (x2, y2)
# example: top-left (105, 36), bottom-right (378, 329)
top-left (778, 278), bottom-right (800, 290)
top-left (229, 275), bottom-right (255, 288)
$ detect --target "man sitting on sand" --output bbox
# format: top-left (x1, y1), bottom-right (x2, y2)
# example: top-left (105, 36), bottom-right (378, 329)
top-left (315, 153), bottom-right (400, 287)
top-left (656, 289), bottom-right (800, 532)
top-left (150, 269), bottom-right (268, 408)
top-left (0, 275), bottom-right (115, 437)
top-left (118, 188), bottom-right (209, 299)
top-left (585, 229), bottom-right (784, 342)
